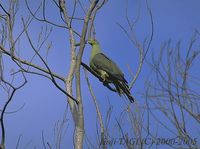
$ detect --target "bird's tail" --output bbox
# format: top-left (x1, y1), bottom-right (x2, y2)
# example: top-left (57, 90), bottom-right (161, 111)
top-left (114, 81), bottom-right (134, 103)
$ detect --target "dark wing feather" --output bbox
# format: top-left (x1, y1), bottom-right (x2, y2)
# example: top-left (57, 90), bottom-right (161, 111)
top-left (92, 53), bottom-right (127, 83)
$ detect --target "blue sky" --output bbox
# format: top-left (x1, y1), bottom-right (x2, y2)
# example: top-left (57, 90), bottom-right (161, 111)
top-left (1, 0), bottom-right (200, 148)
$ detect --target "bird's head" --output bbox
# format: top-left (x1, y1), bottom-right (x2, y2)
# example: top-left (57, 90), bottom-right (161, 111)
top-left (88, 38), bottom-right (99, 46)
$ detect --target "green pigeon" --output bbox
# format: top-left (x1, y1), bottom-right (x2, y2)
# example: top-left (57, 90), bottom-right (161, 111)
top-left (88, 39), bottom-right (134, 103)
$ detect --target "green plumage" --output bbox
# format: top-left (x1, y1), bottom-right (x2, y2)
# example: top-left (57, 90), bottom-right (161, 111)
top-left (88, 39), bottom-right (134, 103)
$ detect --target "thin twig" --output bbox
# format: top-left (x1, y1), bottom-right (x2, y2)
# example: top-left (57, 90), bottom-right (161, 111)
top-left (83, 68), bottom-right (106, 149)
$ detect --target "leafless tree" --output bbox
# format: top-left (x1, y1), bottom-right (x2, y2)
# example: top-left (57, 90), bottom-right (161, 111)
top-left (1, 0), bottom-right (198, 149)
top-left (0, 0), bottom-right (108, 148)
top-left (144, 33), bottom-right (200, 148)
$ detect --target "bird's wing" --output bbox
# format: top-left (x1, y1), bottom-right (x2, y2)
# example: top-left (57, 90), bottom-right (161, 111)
top-left (92, 53), bottom-right (127, 83)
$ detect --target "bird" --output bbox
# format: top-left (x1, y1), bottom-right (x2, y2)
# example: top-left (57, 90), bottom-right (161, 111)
top-left (88, 38), bottom-right (134, 103)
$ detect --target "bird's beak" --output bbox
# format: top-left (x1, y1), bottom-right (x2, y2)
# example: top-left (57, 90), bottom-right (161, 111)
top-left (87, 38), bottom-right (94, 45)
top-left (87, 40), bottom-right (92, 44)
